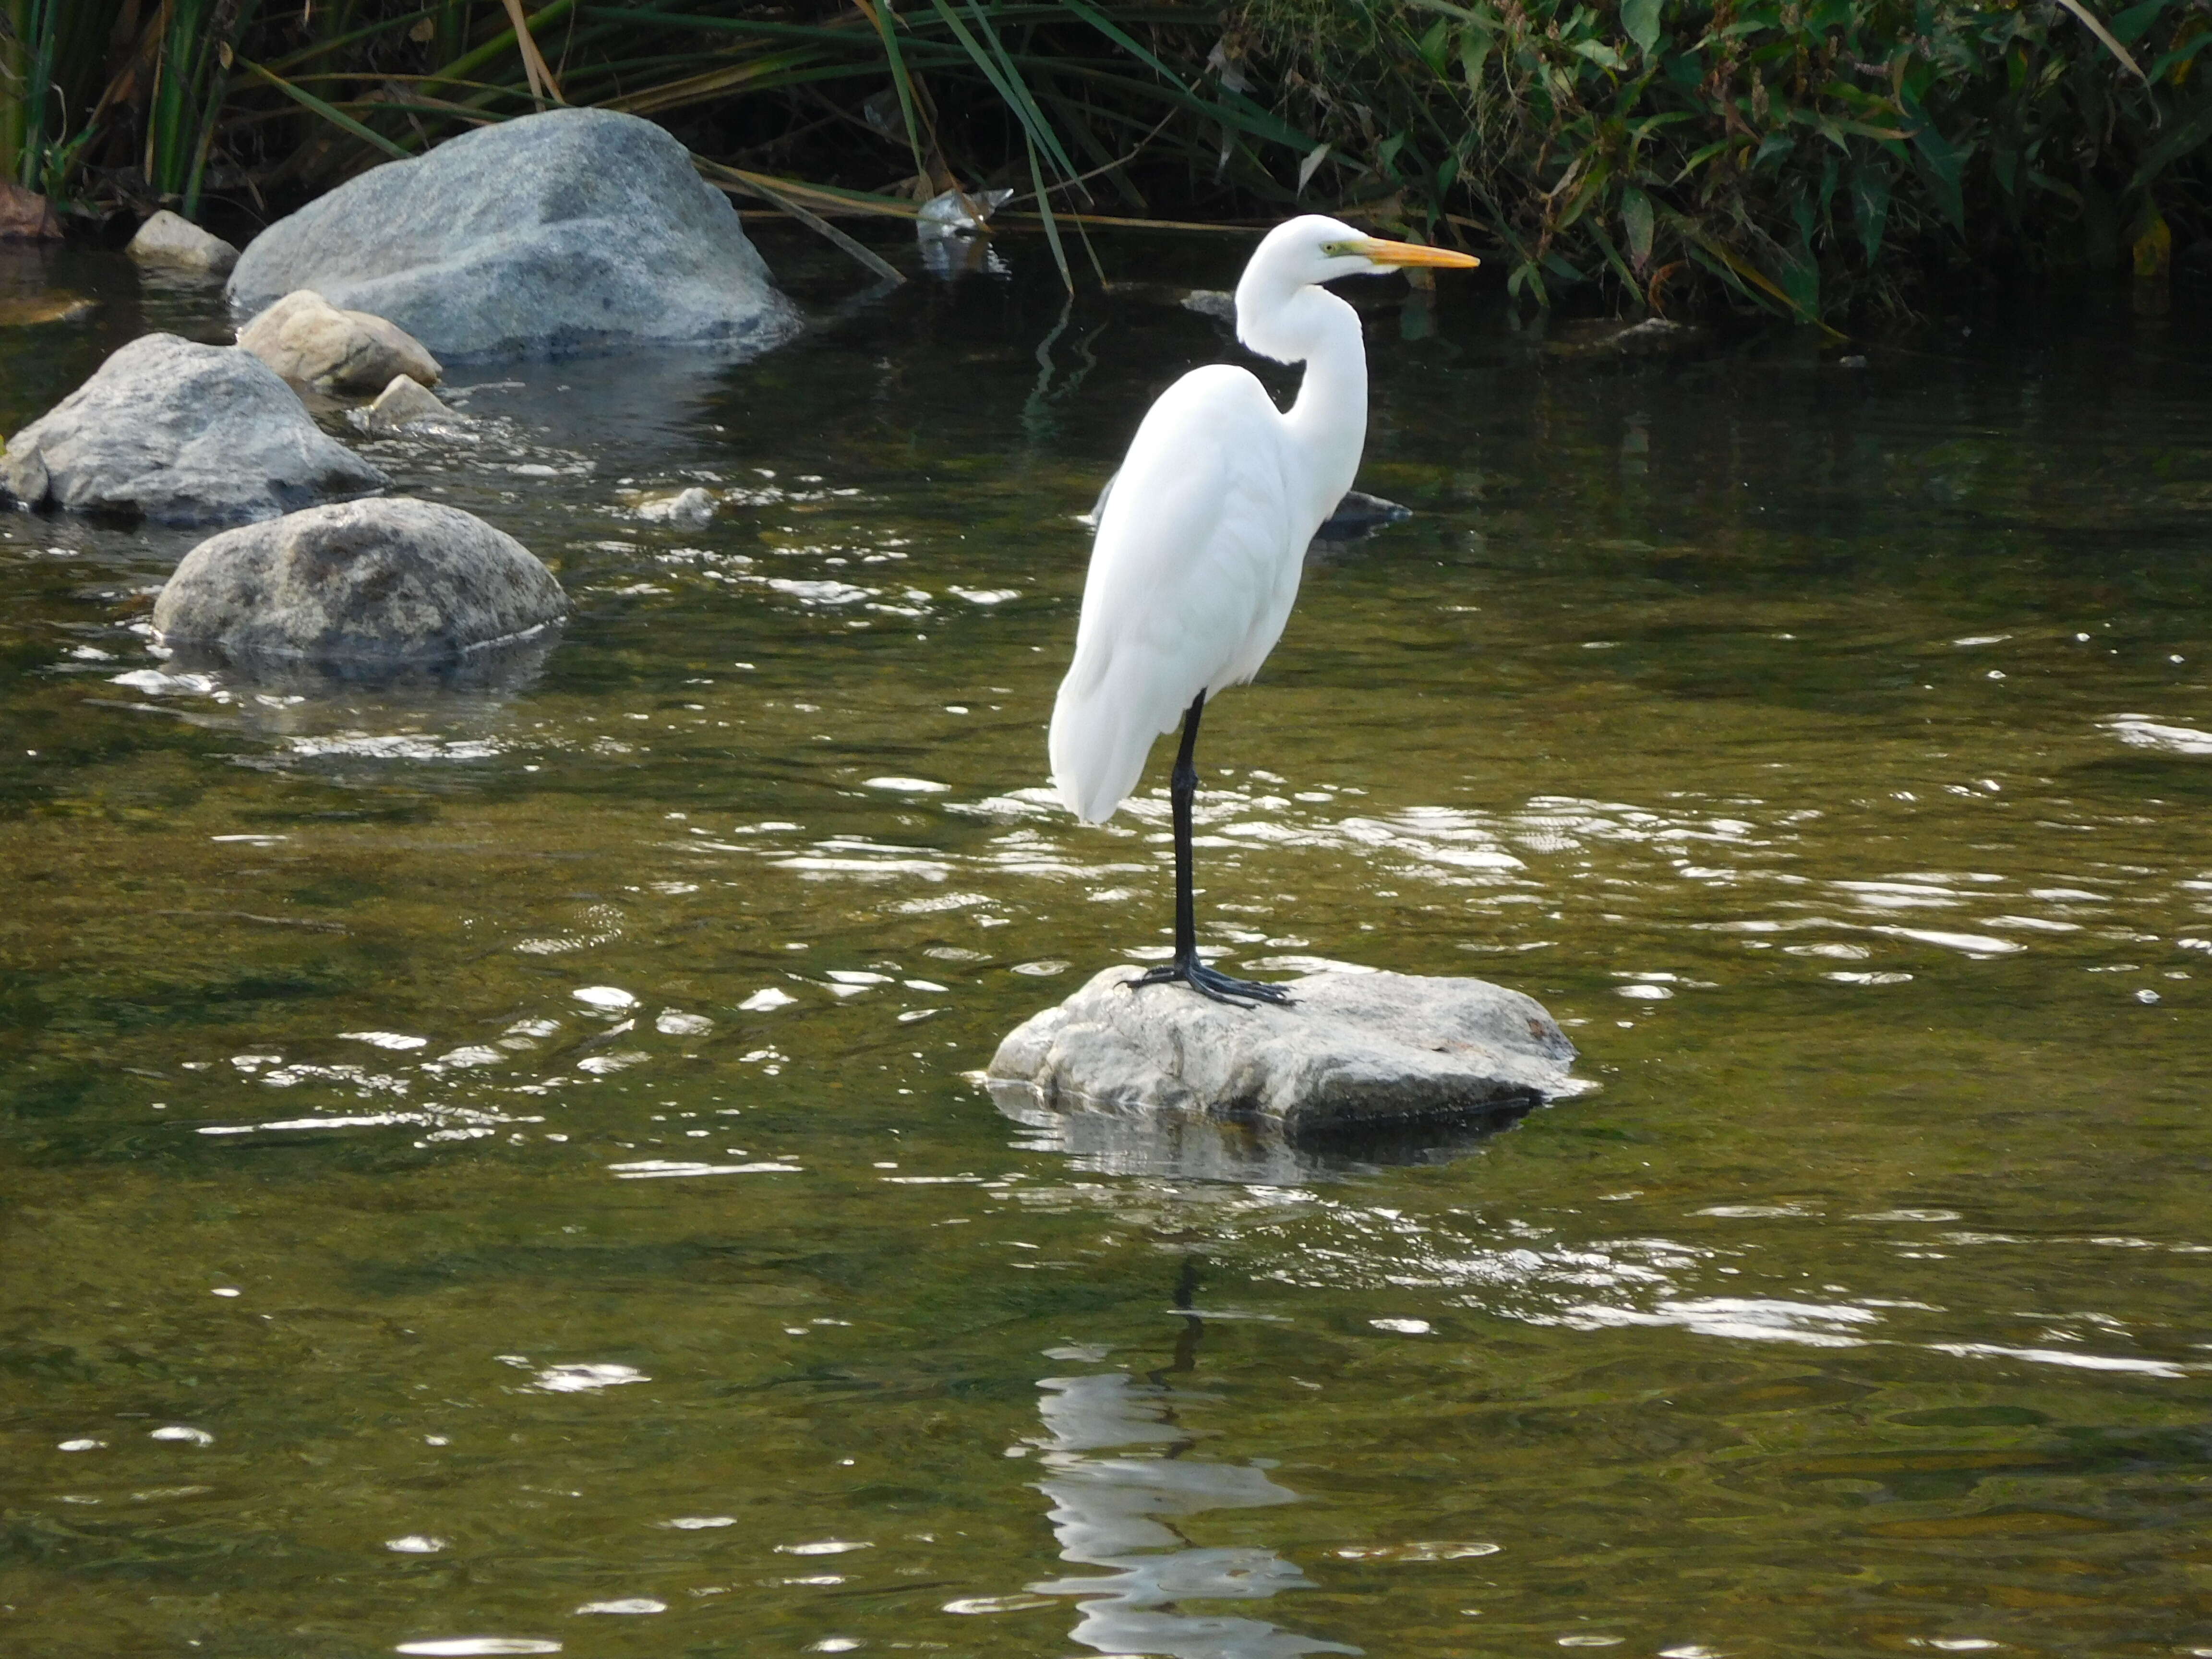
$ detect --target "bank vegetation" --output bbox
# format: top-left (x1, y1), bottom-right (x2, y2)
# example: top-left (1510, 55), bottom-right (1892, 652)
top-left (3, 0), bottom-right (2207, 321)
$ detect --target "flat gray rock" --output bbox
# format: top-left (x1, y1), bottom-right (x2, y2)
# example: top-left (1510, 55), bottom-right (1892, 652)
top-left (987, 966), bottom-right (1578, 1136)
top-left (0, 333), bottom-right (386, 525)
top-left (227, 107), bottom-right (800, 361)
top-left (154, 496), bottom-right (566, 664)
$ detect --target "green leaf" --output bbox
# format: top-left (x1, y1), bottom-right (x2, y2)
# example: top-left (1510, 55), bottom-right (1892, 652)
top-left (1623, 0), bottom-right (1662, 55)
top-left (1899, 90), bottom-right (1966, 231)
top-left (1852, 163), bottom-right (1891, 264)
top-left (1417, 16), bottom-right (1453, 73)
top-left (2111, 0), bottom-right (2168, 47)
top-left (1573, 39), bottom-right (1627, 71)
top-left (1622, 184), bottom-right (1654, 268)
top-left (1460, 24), bottom-right (1494, 88)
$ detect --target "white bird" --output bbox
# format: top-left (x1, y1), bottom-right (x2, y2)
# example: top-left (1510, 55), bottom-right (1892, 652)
top-left (1049, 215), bottom-right (1479, 1005)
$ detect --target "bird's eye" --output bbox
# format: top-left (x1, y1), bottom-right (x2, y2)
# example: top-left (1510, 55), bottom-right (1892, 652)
top-left (1320, 240), bottom-right (1359, 258)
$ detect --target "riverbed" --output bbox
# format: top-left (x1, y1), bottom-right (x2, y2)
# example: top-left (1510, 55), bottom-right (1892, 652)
top-left (2, 229), bottom-right (2208, 1658)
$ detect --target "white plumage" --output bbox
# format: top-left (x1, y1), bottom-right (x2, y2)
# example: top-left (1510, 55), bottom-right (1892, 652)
top-left (1041, 216), bottom-right (1480, 1004)
top-left (1050, 364), bottom-right (1305, 823)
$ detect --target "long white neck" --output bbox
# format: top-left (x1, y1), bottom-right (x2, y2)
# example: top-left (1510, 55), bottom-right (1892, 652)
top-left (1235, 278), bottom-right (1369, 529)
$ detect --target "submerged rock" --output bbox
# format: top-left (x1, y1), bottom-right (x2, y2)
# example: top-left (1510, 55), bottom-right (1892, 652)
top-left (1311, 489), bottom-right (1411, 544)
top-left (0, 293), bottom-right (96, 326)
top-left (154, 497), bottom-right (567, 664)
top-left (988, 966), bottom-right (1578, 1136)
top-left (0, 334), bottom-right (386, 525)
top-left (227, 107), bottom-right (800, 361)
top-left (239, 289), bottom-right (442, 393)
top-left (361, 373), bottom-right (459, 435)
top-left (636, 485), bottom-right (714, 525)
top-left (1543, 316), bottom-right (1708, 361)
top-left (128, 210), bottom-right (240, 275)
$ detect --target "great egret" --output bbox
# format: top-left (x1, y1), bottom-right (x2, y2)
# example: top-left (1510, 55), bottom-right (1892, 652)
top-left (1049, 215), bottom-right (1480, 1006)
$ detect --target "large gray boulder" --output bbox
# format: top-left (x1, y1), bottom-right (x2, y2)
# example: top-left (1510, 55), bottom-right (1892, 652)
top-left (226, 108), bottom-right (800, 361)
top-left (988, 966), bottom-right (1579, 1136)
top-left (154, 497), bottom-right (567, 664)
top-left (0, 334), bottom-right (386, 525)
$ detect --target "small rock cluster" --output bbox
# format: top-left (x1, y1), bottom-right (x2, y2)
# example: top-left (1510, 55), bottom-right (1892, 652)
top-left (3, 107), bottom-right (801, 667)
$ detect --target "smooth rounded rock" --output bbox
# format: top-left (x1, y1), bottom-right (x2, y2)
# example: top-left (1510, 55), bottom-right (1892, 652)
top-left (987, 965), bottom-right (1580, 1136)
top-left (0, 334), bottom-right (386, 525)
top-left (129, 210), bottom-right (240, 275)
top-left (227, 107), bottom-right (799, 361)
top-left (239, 290), bottom-right (442, 393)
top-left (154, 497), bottom-right (567, 664)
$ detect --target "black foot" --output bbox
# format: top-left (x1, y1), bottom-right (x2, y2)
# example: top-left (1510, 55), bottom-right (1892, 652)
top-left (1128, 956), bottom-right (1293, 1009)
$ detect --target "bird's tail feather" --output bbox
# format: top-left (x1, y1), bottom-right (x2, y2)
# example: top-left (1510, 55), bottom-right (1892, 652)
top-left (1048, 650), bottom-right (1190, 824)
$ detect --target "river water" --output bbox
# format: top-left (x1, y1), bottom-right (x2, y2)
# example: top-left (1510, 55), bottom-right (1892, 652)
top-left (2, 230), bottom-right (2208, 1659)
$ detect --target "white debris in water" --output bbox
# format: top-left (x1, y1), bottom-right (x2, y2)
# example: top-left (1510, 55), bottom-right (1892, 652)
top-left (2105, 715), bottom-right (2212, 755)
top-left (577, 1051), bottom-right (648, 1075)
top-left (150, 1426), bottom-right (214, 1446)
top-left (572, 986), bottom-right (637, 1011)
top-left (777, 1539), bottom-right (873, 1556)
top-left (527, 1363), bottom-right (648, 1393)
top-left (433, 1046), bottom-right (502, 1068)
top-left (110, 667), bottom-right (219, 697)
top-left (1369, 1318), bottom-right (1433, 1334)
top-left (386, 1535), bottom-right (448, 1553)
top-left (655, 1010), bottom-right (713, 1035)
top-left (573, 1599), bottom-right (665, 1616)
top-left (394, 1642), bottom-right (563, 1657)
top-left (339, 1031), bottom-right (429, 1050)
top-left (1867, 926), bottom-right (2024, 956)
top-left (862, 776), bottom-right (950, 793)
top-left (607, 1160), bottom-right (801, 1179)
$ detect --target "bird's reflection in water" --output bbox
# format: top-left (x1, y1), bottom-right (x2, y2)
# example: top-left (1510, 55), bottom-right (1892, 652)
top-left (1022, 1271), bottom-right (1360, 1659)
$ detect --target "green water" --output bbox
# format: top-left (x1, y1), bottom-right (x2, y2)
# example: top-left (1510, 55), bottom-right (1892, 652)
top-left (3, 233), bottom-right (2209, 1659)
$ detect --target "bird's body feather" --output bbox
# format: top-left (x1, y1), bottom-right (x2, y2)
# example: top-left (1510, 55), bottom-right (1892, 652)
top-left (1049, 364), bottom-right (1319, 824)
top-left (1047, 214), bottom-right (1474, 830)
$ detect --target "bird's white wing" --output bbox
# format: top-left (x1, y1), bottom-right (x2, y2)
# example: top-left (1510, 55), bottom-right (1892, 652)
top-left (1049, 364), bottom-right (1302, 823)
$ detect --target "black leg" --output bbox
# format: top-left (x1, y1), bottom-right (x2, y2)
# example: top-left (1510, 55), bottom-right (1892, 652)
top-left (1128, 692), bottom-right (1292, 1009)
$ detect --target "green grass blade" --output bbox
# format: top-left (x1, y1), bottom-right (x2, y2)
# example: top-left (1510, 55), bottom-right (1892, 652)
top-left (1026, 131), bottom-right (1072, 290)
top-left (238, 58), bottom-right (411, 158)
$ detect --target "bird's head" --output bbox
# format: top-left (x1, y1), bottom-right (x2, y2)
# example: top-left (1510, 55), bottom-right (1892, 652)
top-left (1254, 214), bottom-right (1481, 288)
top-left (1234, 216), bottom-right (1479, 363)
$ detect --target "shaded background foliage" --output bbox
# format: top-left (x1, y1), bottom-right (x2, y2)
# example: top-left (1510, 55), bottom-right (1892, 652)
top-left (1, 0), bottom-right (2209, 321)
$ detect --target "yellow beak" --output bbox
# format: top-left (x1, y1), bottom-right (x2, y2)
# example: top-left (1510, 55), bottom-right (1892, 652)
top-left (1355, 237), bottom-right (1481, 270)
